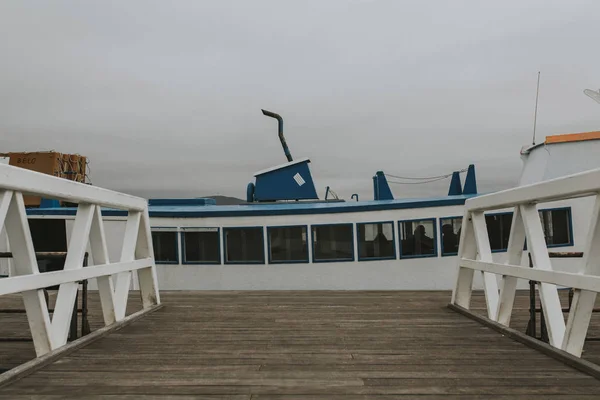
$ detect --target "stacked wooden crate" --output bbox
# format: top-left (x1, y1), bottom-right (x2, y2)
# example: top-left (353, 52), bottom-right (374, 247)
top-left (5, 151), bottom-right (87, 206)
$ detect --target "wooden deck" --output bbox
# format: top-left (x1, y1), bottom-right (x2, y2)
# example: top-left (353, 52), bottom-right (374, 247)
top-left (2, 290), bottom-right (600, 399)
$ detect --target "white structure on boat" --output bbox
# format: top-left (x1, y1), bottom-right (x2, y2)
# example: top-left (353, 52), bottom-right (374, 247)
top-left (1, 131), bottom-right (594, 290)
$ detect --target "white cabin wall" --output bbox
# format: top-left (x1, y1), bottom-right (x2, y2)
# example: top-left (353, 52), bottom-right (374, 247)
top-left (520, 141), bottom-right (600, 185)
top-left (516, 140), bottom-right (600, 278)
top-left (151, 205), bottom-right (480, 291)
top-left (22, 195), bottom-right (587, 291)
top-left (519, 146), bottom-right (549, 186)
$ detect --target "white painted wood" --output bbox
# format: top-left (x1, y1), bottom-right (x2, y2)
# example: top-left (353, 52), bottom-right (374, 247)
top-left (0, 167), bottom-right (159, 357)
top-left (113, 211), bottom-right (141, 320)
top-left (4, 192), bottom-right (54, 355)
top-left (471, 211), bottom-right (499, 320)
top-left (0, 190), bottom-right (13, 230)
top-left (496, 206), bottom-right (526, 325)
top-left (459, 259), bottom-right (600, 292)
top-left (521, 204), bottom-right (565, 348)
top-left (451, 211), bottom-right (476, 308)
top-left (0, 164), bottom-right (146, 211)
top-left (51, 204), bottom-right (95, 347)
top-left (135, 210), bottom-right (160, 308)
top-left (0, 192), bottom-right (13, 277)
top-left (0, 258), bottom-right (152, 296)
top-left (466, 166), bottom-right (600, 212)
top-left (89, 205), bottom-right (116, 325)
top-left (562, 194), bottom-right (600, 356)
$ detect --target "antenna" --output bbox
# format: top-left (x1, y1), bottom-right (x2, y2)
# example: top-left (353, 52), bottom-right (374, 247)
top-left (584, 89), bottom-right (600, 104)
top-left (532, 71), bottom-right (541, 146)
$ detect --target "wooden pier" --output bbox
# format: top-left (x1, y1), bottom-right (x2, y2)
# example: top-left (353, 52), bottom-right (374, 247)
top-left (2, 290), bottom-right (600, 398)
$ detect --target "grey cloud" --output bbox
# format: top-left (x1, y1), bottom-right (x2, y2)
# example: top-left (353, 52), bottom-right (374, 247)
top-left (1, 0), bottom-right (599, 200)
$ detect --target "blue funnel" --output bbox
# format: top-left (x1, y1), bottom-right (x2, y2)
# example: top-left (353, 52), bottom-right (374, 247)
top-left (447, 171), bottom-right (463, 196)
top-left (463, 164), bottom-right (477, 195)
top-left (373, 171), bottom-right (394, 200)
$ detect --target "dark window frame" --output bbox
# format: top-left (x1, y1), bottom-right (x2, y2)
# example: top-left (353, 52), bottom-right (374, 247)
top-left (356, 221), bottom-right (396, 261)
top-left (311, 223), bottom-right (355, 263)
top-left (439, 216), bottom-right (462, 257)
top-left (151, 227), bottom-right (179, 265)
top-left (398, 218), bottom-right (438, 259)
top-left (180, 227), bottom-right (221, 265)
top-left (539, 207), bottom-right (574, 248)
top-left (267, 225), bottom-right (310, 264)
top-left (485, 207), bottom-right (574, 252)
top-left (484, 211), bottom-right (513, 253)
top-left (223, 226), bottom-right (265, 265)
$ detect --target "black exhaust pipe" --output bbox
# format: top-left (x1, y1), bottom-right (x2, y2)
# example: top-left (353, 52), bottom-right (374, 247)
top-left (261, 109), bottom-right (293, 162)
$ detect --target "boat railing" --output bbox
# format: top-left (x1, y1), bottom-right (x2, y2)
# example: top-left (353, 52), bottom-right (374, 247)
top-left (0, 163), bottom-right (160, 357)
top-left (451, 166), bottom-right (600, 357)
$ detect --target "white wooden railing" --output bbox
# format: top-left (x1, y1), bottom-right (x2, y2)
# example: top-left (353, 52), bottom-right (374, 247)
top-left (0, 164), bottom-right (160, 357)
top-left (451, 167), bottom-right (600, 357)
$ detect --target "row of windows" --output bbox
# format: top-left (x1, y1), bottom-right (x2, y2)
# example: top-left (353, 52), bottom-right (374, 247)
top-left (151, 208), bottom-right (573, 264)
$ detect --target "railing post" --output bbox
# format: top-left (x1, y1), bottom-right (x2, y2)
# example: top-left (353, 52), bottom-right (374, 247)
top-left (449, 168), bottom-right (600, 358)
top-left (4, 192), bottom-right (54, 355)
top-left (496, 206), bottom-right (526, 325)
top-left (471, 211), bottom-right (499, 319)
top-left (0, 164), bottom-right (160, 358)
top-left (136, 210), bottom-right (161, 308)
top-left (562, 194), bottom-right (600, 356)
top-left (451, 211), bottom-right (476, 308)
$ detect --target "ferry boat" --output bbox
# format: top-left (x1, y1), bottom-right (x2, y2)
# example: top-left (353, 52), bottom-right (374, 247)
top-left (1, 112), bottom-right (597, 291)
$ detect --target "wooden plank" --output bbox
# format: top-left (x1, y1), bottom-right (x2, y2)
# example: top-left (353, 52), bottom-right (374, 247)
top-left (459, 259), bottom-right (600, 291)
top-left (448, 303), bottom-right (600, 380)
top-left (0, 259), bottom-right (153, 296)
top-left (451, 211), bottom-right (476, 308)
top-left (0, 163), bottom-right (147, 211)
top-left (89, 205), bottom-right (116, 325)
top-left (471, 211), bottom-right (498, 319)
top-left (496, 205), bottom-right (525, 325)
top-left (51, 204), bottom-right (95, 347)
top-left (563, 194), bottom-right (600, 356)
top-left (4, 192), bottom-right (53, 355)
top-left (2, 291), bottom-right (600, 397)
top-left (0, 304), bottom-right (163, 389)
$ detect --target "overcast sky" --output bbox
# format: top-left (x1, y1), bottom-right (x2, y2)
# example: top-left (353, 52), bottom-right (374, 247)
top-left (1, 1), bottom-right (599, 201)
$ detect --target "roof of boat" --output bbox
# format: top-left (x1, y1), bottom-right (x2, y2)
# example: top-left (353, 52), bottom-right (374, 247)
top-left (545, 130), bottom-right (600, 144)
top-left (253, 157), bottom-right (311, 176)
top-left (521, 130), bottom-right (600, 155)
top-left (27, 194), bottom-right (477, 218)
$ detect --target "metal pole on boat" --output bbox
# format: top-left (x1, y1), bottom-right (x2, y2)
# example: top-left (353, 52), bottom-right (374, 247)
top-left (261, 109), bottom-right (293, 162)
top-left (532, 71), bottom-right (541, 146)
top-left (584, 88), bottom-right (600, 104)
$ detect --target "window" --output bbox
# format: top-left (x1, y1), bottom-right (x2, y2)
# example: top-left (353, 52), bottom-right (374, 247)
top-left (540, 208), bottom-right (572, 247)
top-left (357, 222), bottom-right (395, 261)
top-left (440, 217), bottom-right (462, 256)
top-left (152, 229), bottom-right (179, 264)
top-left (399, 219), bottom-right (436, 258)
top-left (28, 219), bottom-right (68, 273)
top-left (485, 213), bottom-right (513, 252)
top-left (312, 224), bottom-right (354, 262)
top-left (182, 228), bottom-right (220, 264)
top-left (268, 226), bottom-right (309, 263)
top-left (224, 227), bottom-right (265, 264)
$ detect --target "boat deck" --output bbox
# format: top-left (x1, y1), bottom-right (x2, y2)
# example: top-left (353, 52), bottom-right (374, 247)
top-left (2, 290), bottom-right (600, 398)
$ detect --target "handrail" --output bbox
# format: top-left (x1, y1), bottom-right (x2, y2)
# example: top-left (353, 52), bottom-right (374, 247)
top-left (451, 166), bottom-right (600, 358)
top-left (0, 164), bottom-right (160, 357)
top-left (0, 163), bottom-right (146, 210)
top-left (465, 166), bottom-right (600, 211)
